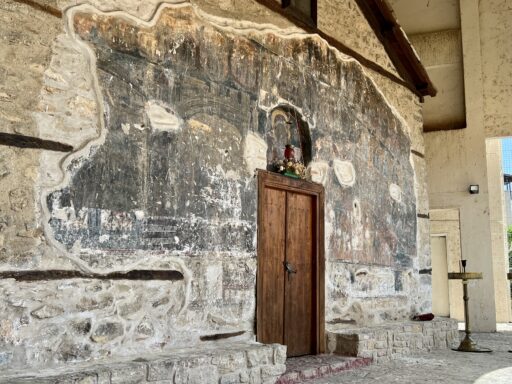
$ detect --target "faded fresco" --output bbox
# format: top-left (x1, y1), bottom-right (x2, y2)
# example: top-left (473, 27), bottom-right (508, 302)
top-left (55, 6), bottom-right (416, 264)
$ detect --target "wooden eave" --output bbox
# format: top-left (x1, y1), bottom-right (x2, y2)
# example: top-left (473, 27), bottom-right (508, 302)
top-left (255, 0), bottom-right (436, 98)
top-left (355, 0), bottom-right (436, 97)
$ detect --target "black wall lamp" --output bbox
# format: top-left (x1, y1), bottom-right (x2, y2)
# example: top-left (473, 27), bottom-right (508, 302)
top-left (469, 185), bottom-right (479, 194)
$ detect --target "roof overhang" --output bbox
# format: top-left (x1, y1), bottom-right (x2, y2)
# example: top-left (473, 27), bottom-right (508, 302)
top-left (255, 0), bottom-right (436, 98)
top-left (355, 0), bottom-right (436, 97)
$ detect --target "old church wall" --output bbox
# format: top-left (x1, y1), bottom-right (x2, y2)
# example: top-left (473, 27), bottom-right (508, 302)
top-left (0, 0), bottom-right (429, 372)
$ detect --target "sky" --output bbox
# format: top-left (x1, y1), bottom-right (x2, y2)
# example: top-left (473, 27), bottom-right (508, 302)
top-left (502, 138), bottom-right (512, 175)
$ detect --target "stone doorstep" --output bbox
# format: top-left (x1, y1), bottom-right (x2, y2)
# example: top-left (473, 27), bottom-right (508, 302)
top-left (276, 354), bottom-right (373, 384)
top-left (325, 318), bottom-right (459, 361)
top-left (0, 342), bottom-right (287, 384)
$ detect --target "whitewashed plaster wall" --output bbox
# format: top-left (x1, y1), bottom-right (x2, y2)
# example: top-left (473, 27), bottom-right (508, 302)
top-left (424, 0), bottom-right (512, 332)
top-left (480, 0), bottom-right (512, 138)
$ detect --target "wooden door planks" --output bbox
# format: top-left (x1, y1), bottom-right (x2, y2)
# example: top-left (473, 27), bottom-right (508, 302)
top-left (257, 186), bottom-right (286, 345)
top-left (284, 191), bottom-right (315, 356)
top-left (257, 170), bottom-right (325, 356)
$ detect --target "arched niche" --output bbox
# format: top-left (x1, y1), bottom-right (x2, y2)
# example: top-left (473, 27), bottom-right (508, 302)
top-left (266, 105), bottom-right (312, 168)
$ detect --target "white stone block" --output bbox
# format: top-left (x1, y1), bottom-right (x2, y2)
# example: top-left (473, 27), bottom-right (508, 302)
top-left (333, 159), bottom-right (356, 186)
top-left (244, 132), bottom-right (268, 174)
top-left (308, 161), bottom-right (329, 185)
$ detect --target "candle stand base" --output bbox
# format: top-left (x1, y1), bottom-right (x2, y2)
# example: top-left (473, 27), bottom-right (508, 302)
top-left (452, 334), bottom-right (492, 353)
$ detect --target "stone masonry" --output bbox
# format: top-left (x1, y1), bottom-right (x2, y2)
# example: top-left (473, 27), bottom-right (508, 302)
top-left (0, 342), bottom-right (287, 384)
top-left (326, 318), bottom-right (459, 362)
top-left (316, 331), bottom-right (512, 384)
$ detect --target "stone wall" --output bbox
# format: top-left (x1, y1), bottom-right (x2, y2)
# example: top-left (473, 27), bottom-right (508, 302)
top-left (0, 0), bottom-right (428, 373)
top-left (2, 342), bottom-right (286, 383)
top-left (326, 318), bottom-right (459, 362)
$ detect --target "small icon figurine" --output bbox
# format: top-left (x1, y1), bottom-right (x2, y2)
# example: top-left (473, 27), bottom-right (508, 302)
top-left (284, 144), bottom-right (295, 160)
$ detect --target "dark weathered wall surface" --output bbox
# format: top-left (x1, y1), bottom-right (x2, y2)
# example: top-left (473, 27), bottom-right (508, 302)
top-left (45, 6), bottom-right (416, 262)
top-left (0, 2), bottom-right (426, 372)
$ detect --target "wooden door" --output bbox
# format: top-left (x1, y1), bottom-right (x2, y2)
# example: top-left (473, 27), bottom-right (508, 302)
top-left (284, 192), bottom-right (315, 356)
top-left (257, 171), bottom-right (325, 357)
top-left (258, 187), bottom-right (286, 344)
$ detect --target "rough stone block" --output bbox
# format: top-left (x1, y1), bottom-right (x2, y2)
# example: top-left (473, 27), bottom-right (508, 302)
top-left (219, 372), bottom-right (241, 384)
top-left (260, 363), bottom-right (286, 379)
top-left (30, 304), bottom-right (64, 319)
top-left (246, 367), bottom-right (262, 384)
top-left (272, 344), bottom-right (287, 365)
top-left (434, 332), bottom-right (448, 349)
top-left (176, 365), bottom-right (218, 384)
top-left (239, 370), bottom-right (249, 383)
top-left (212, 350), bottom-right (246, 372)
top-left (246, 345), bottom-right (272, 368)
top-left (90, 321), bottom-right (124, 343)
top-left (70, 319), bottom-right (92, 336)
top-left (147, 359), bottom-right (179, 381)
top-left (332, 334), bottom-right (359, 356)
top-left (74, 375), bottom-right (97, 384)
top-left (110, 363), bottom-right (147, 384)
top-left (423, 336), bottom-right (434, 347)
top-left (96, 371), bottom-right (111, 384)
top-left (374, 340), bottom-right (387, 349)
top-left (393, 340), bottom-right (406, 348)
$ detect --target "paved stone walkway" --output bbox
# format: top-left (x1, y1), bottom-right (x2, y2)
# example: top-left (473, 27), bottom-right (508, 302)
top-left (313, 332), bottom-right (512, 383)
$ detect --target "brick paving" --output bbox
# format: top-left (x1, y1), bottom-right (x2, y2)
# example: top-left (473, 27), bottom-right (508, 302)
top-left (311, 331), bottom-right (512, 383)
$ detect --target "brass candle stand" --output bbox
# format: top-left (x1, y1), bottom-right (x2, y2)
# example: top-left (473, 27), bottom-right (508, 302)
top-left (448, 271), bottom-right (492, 353)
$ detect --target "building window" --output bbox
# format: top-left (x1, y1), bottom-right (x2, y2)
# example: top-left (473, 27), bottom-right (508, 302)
top-left (282, 0), bottom-right (317, 27)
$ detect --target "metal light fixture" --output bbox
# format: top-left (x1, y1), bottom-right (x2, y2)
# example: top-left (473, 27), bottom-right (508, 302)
top-left (469, 185), bottom-right (479, 194)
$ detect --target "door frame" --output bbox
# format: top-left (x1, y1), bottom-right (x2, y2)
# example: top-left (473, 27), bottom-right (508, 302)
top-left (430, 209), bottom-right (464, 321)
top-left (430, 234), bottom-right (450, 317)
top-left (256, 170), bottom-right (325, 354)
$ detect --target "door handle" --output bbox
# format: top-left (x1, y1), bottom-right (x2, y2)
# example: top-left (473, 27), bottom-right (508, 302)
top-left (284, 261), bottom-right (297, 280)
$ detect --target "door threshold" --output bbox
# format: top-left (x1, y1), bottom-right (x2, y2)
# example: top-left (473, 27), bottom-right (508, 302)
top-left (277, 354), bottom-right (372, 383)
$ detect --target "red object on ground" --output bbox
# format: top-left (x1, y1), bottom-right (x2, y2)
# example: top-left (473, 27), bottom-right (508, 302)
top-left (412, 313), bottom-right (435, 321)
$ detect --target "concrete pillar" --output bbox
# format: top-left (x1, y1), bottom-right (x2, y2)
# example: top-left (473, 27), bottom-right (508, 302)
top-left (425, 0), bottom-right (497, 332)
top-left (486, 139), bottom-right (512, 323)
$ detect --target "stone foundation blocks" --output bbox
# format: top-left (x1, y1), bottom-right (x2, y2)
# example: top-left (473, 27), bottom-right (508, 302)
top-left (326, 318), bottom-right (459, 362)
top-left (0, 343), bottom-right (286, 384)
